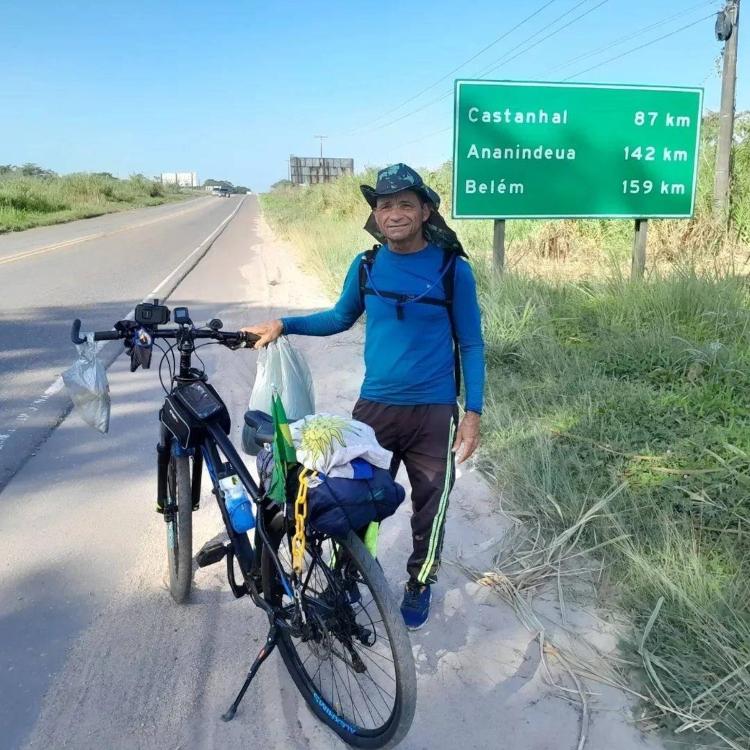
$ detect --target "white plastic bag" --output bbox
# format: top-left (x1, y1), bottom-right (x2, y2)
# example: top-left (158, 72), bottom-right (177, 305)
top-left (290, 414), bottom-right (392, 479)
top-left (62, 334), bottom-right (111, 434)
top-left (248, 337), bottom-right (315, 420)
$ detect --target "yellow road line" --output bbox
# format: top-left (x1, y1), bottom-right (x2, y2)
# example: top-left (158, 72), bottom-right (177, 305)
top-left (0, 198), bottom-right (213, 267)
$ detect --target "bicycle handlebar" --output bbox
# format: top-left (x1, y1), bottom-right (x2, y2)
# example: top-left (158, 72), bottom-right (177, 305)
top-left (70, 318), bottom-right (260, 347)
top-left (71, 319), bottom-right (120, 344)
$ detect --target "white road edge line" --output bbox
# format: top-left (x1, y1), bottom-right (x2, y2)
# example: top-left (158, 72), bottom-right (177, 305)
top-left (4, 197), bottom-right (246, 447)
top-left (146, 196), bottom-right (244, 298)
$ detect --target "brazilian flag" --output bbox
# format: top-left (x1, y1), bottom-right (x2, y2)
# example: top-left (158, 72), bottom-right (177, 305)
top-left (268, 392), bottom-right (297, 504)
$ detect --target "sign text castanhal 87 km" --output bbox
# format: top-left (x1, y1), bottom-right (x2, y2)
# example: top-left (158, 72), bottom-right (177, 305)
top-left (452, 81), bottom-right (703, 220)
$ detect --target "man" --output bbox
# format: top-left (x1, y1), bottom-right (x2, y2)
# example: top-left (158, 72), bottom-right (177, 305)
top-left (243, 163), bottom-right (484, 630)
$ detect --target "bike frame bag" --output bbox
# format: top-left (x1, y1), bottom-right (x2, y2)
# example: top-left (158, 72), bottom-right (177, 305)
top-left (160, 380), bottom-right (230, 449)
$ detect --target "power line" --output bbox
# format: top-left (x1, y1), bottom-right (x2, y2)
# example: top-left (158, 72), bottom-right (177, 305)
top-left (344, 0), bottom-right (558, 135)
top-left (475, 0), bottom-right (612, 78)
top-left (563, 12), bottom-right (716, 79)
top-left (369, 1), bottom-right (715, 162)
top-left (360, 0), bottom-right (610, 135)
top-left (473, 0), bottom-right (594, 78)
top-left (542, 0), bottom-right (718, 73)
top-left (386, 8), bottom-right (718, 159)
top-left (388, 125), bottom-right (453, 155)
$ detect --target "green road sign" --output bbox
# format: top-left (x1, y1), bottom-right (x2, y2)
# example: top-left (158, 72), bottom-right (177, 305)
top-left (452, 81), bottom-right (703, 219)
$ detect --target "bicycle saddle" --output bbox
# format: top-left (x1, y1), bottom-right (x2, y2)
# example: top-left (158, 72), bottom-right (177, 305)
top-left (243, 410), bottom-right (274, 454)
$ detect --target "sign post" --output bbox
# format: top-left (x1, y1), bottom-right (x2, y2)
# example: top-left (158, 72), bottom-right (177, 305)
top-left (631, 219), bottom-right (648, 280)
top-left (452, 81), bottom-right (703, 275)
top-left (493, 219), bottom-right (505, 273)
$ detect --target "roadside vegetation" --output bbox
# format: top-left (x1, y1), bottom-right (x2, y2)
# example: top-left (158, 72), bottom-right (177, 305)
top-left (261, 113), bottom-right (750, 748)
top-left (0, 164), bottom-right (195, 233)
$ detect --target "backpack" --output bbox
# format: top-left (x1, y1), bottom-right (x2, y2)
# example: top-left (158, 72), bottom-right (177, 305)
top-left (255, 448), bottom-right (406, 537)
top-left (358, 244), bottom-right (462, 396)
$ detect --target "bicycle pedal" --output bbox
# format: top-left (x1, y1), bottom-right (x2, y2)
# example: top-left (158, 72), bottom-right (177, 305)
top-left (196, 540), bottom-right (228, 568)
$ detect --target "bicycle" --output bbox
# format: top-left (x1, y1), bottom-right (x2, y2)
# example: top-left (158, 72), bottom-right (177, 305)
top-left (70, 301), bottom-right (417, 748)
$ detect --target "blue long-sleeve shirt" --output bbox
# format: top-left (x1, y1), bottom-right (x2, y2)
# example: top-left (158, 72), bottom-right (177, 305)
top-left (282, 243), bottom-right (485, 413)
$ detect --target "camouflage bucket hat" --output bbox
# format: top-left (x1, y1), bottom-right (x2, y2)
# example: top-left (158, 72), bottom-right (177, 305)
top-left (360, 163), bottom-right (467, 257)
top-left (360, 163), bottom-right (441, 209)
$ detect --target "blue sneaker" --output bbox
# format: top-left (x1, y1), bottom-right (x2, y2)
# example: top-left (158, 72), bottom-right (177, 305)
top-left (400, 581), bottom-right (431, 630)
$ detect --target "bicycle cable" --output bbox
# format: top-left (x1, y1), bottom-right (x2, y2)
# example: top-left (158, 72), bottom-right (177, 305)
top-left (155, 341), bottom-right (173, 395)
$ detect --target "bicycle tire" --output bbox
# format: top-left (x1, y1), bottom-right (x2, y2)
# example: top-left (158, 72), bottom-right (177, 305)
top-left (166, 454), bottom-right (193, 603)
top-left (261, 524), bottom-right (416, 749)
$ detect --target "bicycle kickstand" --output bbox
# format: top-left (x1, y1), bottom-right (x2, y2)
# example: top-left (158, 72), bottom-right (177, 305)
top-left (222, 624), bottom-right (279, 722)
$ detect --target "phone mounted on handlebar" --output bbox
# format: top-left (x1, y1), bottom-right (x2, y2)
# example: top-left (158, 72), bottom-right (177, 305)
top-left (135, 301), bottom-right (170, 326)
top-left (109, 319), bottom-right (154, 372)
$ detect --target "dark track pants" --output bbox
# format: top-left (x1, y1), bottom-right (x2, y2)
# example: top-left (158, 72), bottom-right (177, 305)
top-left (352, 399), bottom-right (458, 585)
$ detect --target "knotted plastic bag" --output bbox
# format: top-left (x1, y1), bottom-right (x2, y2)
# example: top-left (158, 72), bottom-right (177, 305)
top-left (62, 334), bottom-right (111, 434)
top-left (248, 337), bottom-right (314, 421)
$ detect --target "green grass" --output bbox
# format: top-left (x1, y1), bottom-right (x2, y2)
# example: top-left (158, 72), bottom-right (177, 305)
top-left (260, 135), bottom-right (750, 747)
top-left (476, 268), bottom-right (750, 743)
top-left (0, 172), bottom-right (194, 233)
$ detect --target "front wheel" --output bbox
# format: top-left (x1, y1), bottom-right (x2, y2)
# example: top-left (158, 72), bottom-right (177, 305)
top-left (261, 525), bottom-right (417, 748)
top-left (166, 454), bottom-right (193, 603)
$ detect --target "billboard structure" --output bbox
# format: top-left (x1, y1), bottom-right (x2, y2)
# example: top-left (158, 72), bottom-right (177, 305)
top-left (289, 157), bottom-right (354, 185)
top-left (161, 171), bottom-right (199, 188)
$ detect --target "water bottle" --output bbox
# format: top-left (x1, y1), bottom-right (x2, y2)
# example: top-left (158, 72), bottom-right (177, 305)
top-left (219, 475), bottom-right (255, 533)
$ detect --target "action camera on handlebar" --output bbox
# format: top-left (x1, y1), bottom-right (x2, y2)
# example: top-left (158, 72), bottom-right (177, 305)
top-left (135, 301), bottom-right (170, 326)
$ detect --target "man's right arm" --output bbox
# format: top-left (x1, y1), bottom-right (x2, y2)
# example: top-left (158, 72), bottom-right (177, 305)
top-left (242, 257), bottom-right (364, 347)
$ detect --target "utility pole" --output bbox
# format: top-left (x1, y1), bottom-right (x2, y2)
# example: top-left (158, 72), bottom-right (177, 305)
top-left (314, 135), bottom-right (328, 159)
top-left (714, 0), bottom-right (741, 216)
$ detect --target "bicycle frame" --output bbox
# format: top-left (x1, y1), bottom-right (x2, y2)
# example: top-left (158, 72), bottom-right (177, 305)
top-left (154, 329), bottom-right (295, 617)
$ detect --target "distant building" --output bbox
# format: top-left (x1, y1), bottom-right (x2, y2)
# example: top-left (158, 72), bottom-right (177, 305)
top-left (161, 171), bottom-right (199, 187)
top-left (289, 157), bottom-right (354, 185)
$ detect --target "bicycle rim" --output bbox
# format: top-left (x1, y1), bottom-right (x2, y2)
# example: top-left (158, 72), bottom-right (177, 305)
top-left (263, 527), bottom-right (416, 747)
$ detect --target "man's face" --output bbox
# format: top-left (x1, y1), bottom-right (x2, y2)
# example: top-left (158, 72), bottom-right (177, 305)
top-left (373, 190), bottom-right (431, 243)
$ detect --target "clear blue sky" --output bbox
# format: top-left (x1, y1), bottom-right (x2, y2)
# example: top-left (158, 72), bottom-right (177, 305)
top-left (2, 0), bottom-right (744, 190)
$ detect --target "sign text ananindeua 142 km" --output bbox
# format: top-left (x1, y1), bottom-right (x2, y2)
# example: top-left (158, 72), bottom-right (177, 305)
top-left (452, 80), bottom-right (703, 219)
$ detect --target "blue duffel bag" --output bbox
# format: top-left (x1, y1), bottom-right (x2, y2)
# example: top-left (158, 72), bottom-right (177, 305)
top-left (256, 449), bottom-right (405, 537)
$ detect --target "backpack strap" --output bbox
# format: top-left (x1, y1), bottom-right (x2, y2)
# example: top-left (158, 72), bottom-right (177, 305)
top-left (358, 244), bottom-right (381, 308)
top-left (441, 249), bottom-right (461, 399)
top-left (359, 245), bottom-right (462, 399)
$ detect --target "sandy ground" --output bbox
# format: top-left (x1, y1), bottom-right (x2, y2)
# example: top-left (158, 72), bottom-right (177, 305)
top-left (7, 197), bottom-right (663, 750)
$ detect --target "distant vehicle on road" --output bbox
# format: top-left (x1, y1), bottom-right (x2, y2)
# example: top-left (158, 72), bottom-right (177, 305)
top-left (212, 186), bottom-right (230, 198)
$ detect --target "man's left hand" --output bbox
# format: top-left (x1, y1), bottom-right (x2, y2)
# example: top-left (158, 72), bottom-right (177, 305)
top-left (452, 411), bottom-right (481, 464)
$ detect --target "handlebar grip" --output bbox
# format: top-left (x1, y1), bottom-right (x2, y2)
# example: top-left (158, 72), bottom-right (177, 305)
top-left (71, 319), bottom-right (86, 345)
top-left (71, 319), bottom-right (121, 344)
top-left (241, 331), bottom-right (261, 346)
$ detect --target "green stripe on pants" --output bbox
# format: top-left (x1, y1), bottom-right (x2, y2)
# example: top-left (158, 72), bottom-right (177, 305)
top-left (417, 419), bottom-right (456, 584)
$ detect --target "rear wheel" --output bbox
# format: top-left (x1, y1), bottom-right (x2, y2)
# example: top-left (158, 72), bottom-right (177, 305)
top-left (166, 454), bottom-right (193, 603)
top-left (261, 523), bottom-right (416, 748)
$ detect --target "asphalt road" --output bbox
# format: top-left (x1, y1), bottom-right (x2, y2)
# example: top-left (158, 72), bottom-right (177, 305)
top-left (0, 195), bottom-right (243, 491)
top-left (0, 194), bottom-right (280, 750)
